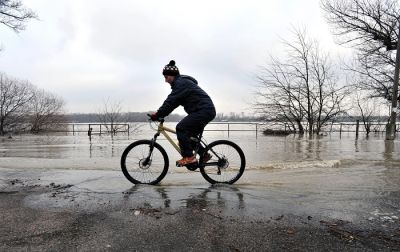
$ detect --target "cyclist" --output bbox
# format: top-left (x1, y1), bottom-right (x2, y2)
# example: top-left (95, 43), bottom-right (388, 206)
top-left (150, 60), bottom-right (216, 166)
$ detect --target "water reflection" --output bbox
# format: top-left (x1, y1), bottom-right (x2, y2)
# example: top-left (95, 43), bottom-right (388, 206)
top-left (122, 184), bottom-right (245, 213)
top-left (183, 185), bottom-right (245, 210)
top-left (111, 138), bottom-right (116, 157)
top-left (354, 139), bottom-right (359, 153)
top-left (383, 140), bottom-right (394, 161)
top-left (305, 135), bottom-right (322, 160)
top-left (123, 185), bottom-right (172, 209)
top-left (89, 141), bottom-right (93, 159)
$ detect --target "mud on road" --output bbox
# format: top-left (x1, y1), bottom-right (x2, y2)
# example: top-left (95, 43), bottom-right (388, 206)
top-left (1, 168), bottom-right (399, 251)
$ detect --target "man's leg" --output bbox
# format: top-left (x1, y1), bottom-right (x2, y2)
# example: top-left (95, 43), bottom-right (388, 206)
top-left (176, 111), bottom-right (215, 165)
top-left (192, 110), bottom-right (216, 161)
top-left (176, 114), bottom-right (205, 157)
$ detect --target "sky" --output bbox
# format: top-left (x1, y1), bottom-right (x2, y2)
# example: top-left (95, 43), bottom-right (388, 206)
top-left (0, 0), bottom-right (351, 115)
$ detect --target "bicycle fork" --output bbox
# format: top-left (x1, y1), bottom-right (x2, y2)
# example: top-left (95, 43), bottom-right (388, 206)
top-left (143, 133), bottom-right (159, 167)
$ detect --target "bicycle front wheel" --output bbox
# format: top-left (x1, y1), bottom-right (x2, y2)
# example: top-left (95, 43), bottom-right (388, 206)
top-left (200, 140), bottom-right (246, 184)
top-left (121, 140), bottom-right (169, 185)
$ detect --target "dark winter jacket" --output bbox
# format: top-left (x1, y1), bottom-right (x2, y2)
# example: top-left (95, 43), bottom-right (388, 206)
top-left (156, 75), bottom-right (215, 118)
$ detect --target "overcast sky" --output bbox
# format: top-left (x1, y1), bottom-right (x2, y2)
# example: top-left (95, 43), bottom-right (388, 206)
top-left (0, 0), bottom-right (351, 115)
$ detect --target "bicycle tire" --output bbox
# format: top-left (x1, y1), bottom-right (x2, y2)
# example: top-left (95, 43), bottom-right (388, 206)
top-left (199, 140), bottom-right (246, 184)
top-left (121, 140), bottom-right (169, 185)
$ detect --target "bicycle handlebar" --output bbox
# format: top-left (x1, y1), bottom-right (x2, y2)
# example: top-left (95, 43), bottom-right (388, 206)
top-left (147, 113), bottom-right (165, 123)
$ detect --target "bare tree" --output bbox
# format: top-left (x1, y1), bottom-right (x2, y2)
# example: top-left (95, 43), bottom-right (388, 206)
top-left (215, 113), bottom-right (226, 122)
top-left (97, 98), bottom-right (125, 135)
top-left (321, 0), bottom-right (399, 50)
top-left (0, 0), bottom-right (36, 32)
top-left (353, 91), bottom-right (387, 136)
top-left (344, 53), bottom-right (394, 101)
top-left (0, 72), bottom-right (34, 135)
top-left (29, 88), bottom-right (66, 133)
top-left (310, 48), bottom-right (350, 133)
top-left (255, 55), bottom-right (306, 133)
top-left (254, 28), bottom-right (349, 135)
top-left (321, 0), bottom-right (399, 100)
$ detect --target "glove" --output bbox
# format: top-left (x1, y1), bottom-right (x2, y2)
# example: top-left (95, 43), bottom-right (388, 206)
top-left (150, 112), bottom-right (158, 121)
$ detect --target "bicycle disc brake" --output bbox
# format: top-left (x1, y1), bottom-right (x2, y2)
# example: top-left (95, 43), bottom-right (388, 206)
top-left (139, 157), bottom-right (152, 169)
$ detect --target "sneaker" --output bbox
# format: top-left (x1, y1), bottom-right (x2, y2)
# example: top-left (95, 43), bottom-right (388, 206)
top-left (202, 153), bottom-right (212, 163)
top-left (176, 155), bottom-right (198, 167)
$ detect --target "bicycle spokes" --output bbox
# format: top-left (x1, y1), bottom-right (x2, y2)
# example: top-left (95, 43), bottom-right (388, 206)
top-left (121, 140), bottom-right (169, 185)
top-left (199, 140), bottom-right (245, 184)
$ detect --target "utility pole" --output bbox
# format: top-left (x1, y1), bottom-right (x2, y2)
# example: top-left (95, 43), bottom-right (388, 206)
top-left (386, 26), bottom-right (400, 140)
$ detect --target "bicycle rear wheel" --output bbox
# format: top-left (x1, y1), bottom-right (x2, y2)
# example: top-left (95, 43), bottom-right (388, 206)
top-left (121, 140), bottom-right (169, 185)
top-left (199, 140), bottom-right (246, 184)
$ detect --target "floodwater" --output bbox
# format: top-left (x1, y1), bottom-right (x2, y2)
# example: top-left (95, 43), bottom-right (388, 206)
top-left (0, 123), bottom-right (398, 172)
top-left (0, 122), bottom-right (399, 187)
top-left (1, 123), bottom-right (400, 227)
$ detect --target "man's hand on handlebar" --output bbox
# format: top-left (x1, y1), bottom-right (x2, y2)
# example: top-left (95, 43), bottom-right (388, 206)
top-left (148, 112), bottom-right (158, 121)
top-left (147, 112), bottom-right (165, 123)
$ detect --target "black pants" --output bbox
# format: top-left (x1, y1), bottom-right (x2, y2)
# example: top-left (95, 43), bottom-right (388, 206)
top-left (176, 109), bottom-right (216, 157)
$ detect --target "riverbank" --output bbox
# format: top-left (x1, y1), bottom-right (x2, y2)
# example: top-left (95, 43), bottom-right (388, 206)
top-left (1, 168), bottom-right (399, 251)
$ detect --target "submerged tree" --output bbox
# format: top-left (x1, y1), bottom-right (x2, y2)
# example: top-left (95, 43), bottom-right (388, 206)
top-left (29, 88), bottom-right (66, 133)
top-left (0, 73), bottom-right (34, 134)
top-left (97, 98), bottom-right (125, 135)
top-left (254, 28), bottom-right (349, 134)
top-left (0, 73), bottom-right (66, 134)
top-left (255, 55), bottom-right (306, 133)
top-left (353, 90), bottom-right (387, 136)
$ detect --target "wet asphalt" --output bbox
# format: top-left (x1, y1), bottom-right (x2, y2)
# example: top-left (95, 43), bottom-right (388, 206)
top-left (0, 168), bottom-right (399, 251)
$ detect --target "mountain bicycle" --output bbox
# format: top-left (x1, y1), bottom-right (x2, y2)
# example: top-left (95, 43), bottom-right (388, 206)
top-left (120, 115), bottom-right (246, 185)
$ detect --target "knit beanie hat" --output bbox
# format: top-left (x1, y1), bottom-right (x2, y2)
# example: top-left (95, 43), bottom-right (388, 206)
top-left (162, 60), bottom-right (180, 76)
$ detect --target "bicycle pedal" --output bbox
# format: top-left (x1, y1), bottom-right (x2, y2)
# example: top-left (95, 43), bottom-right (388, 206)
top-left (185, 163), bottom-right (198, 171)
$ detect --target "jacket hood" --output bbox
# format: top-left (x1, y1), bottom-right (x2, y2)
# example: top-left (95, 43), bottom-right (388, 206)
top-left (179, 75), bottom-right (198, 85)
top-left (170, 75), bottom-right (198, 89)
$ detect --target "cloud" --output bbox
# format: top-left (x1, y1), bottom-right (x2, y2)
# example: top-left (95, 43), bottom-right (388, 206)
top-left (0, 0), bottom-right (351, 114)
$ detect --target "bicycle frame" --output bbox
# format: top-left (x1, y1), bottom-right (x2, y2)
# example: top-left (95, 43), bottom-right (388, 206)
top-left (153, 121), bottom-right (181, 154)
top-left (151, 120), bottom-right (225, 170)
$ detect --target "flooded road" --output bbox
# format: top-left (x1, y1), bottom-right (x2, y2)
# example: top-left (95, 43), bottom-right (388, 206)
top-left (0, 130), bottom-right (399, 250)
top-left (0, 130), bottom-right (399, 220)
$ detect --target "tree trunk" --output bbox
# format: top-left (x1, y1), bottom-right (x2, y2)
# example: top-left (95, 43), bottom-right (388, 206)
top-left (296, 120), bottom-right (305, 134)
top-left (0, 118), bottom-right (4, 135)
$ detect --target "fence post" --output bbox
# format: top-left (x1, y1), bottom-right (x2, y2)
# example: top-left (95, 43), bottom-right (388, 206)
top-left (228, 123), bottom-right (230, 137)
top-left (88, 124), bottom-right (92, 137)
top-left (72, 124), bottom-right (75, 136)
top-left (100, 124), bottom-right (102, 135)
top-left (356, 120), bottom-right (360, 137)
top-left (356, 120), bottom-right (360, 138)
top-left (128, 124), bottom-right (130, 137)
top-left (340, 123), bottom-right (342, 138)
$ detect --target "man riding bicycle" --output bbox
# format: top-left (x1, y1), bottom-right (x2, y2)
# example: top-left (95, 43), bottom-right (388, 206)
top-left (150, 60), bottom-right (216, 167)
